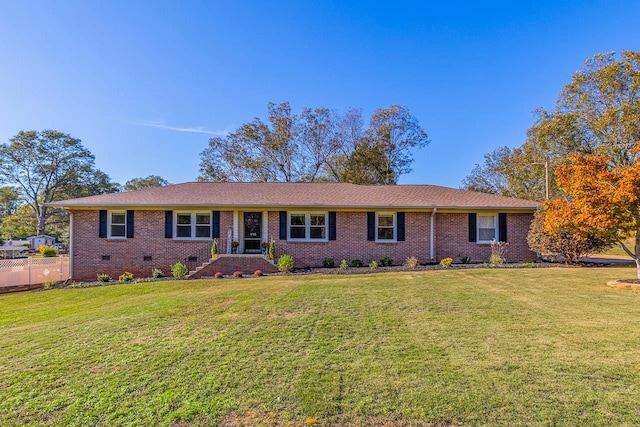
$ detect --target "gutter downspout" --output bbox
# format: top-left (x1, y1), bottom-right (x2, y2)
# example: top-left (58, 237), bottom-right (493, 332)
top-left (66, 211), bottom-right (74, 283)
top-left (430, 208), bottom-right (437, 261)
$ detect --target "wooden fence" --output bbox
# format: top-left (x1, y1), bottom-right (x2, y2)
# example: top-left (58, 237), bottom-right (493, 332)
top-left (0, 256), bottom-right (70, 288)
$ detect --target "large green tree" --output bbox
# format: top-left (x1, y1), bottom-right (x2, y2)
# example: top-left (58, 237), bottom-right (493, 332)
top-left (0, 130), bottom-right (119, 235)
top-left (198, 102), bottom-right (429, 184)
top-left (462, 144), bottom-right (553, 201)
top-left (361, 104), bottom-right (430, 184)
top-left (0, 187), bottom-right (19, 221)
top-left (463, 50), bottom-right (640, 201)
top-left (124, 175), bottom-right (169, 191)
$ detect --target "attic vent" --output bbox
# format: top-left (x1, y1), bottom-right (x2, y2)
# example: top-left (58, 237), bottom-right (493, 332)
top-left (102, 255), bottom-right (110, 261)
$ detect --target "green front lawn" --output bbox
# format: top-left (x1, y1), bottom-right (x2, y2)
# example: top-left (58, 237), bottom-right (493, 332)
top-left (2, 268), bottom-right (640, 426)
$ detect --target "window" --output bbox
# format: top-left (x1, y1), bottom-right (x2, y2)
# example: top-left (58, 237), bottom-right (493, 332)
top-left (310, 214), bottom-right (326, 239)
top-left (376, 213), bottom-right (396, 241)
top-left (290, 214), bottom-right (306, 239)
top-left (109, 211), bottom-right (126, 238)
top-left (288, 212), bottom-right (327, 241)
top-left (175, 212), bottom-right (211, 239)
top-left (478, 214), bottom-right (497, 243)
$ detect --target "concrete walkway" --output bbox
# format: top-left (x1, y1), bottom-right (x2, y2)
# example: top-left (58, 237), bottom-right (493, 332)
top-left (583, 254), bottom-right (635, 265)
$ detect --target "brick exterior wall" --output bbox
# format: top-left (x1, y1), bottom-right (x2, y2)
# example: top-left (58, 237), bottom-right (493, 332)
top-left (71, 209), bottom-right (535, 280)
top-left (269, 211), bottom-right (432, 267)
top-left (72, 210), bottom-right (236, 281)
top-left (435, 212), bottom-right (536, 263)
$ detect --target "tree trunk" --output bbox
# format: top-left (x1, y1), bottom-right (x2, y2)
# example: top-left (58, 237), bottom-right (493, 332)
top-left (636, 235), bottom-right (640, 280)
top-left (37, 205), bottom-right (47, 236)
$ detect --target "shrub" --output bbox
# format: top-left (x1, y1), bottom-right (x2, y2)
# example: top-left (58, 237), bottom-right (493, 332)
top-left (440, 257), bottom-right (453, 268)
top-left (254, 269), bottom-right (263, 276)
top-left (277, 254), bottom-right (294, 272)
top-left (268, 238), bottom-right (276, 260)
top-left (97, 273), bottom-right (111, 283)
top-left (340, 259), bottom-right (348, 270)
top-left (233, 271), bottom-right (243, 278)
top-left (171, 262), bottom-right (187, 279)
top-left (350, 259), bottom-right (364, 268)
top-left (323, 257), bottom-right (335, 268)
top-left (527, 207), bottom-right (611, 263)
top-left (369, 260), bottom-right (378, 270)
top-left (379, 256), bottom-right (393, 267)
top-left (403, 256), bottom-right (419, 269)
top-left (152, 268), bottom-right (163, 278)
top-left (490, 239), bottom-right (509, 266)
top-left (461, 256), bottom-right (471, 264)
top-left (119, 271), bottom-right (134, 282)
top-left (214, 272), bottom-right (223, 279)
top-left (38, 245), bottom-right (58, 257)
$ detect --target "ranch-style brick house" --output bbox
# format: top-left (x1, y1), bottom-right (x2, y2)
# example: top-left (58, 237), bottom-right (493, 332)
top-left (49, 182), bottom-right (539, 280)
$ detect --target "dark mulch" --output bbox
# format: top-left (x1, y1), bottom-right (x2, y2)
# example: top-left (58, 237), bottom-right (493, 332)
top-left (616, 279), bottom-right (640, 284)
top-left (29, 259), bottom-right (630, 293)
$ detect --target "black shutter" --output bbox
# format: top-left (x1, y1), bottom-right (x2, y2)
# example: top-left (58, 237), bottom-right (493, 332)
top-left (212, 211), bottom-right (220, 238)
top-left (499, 213), bottom-right (507, 242)
top-left (468, 213), bottom-right (477, 242)
top-left (99, 210), bottom-right (107, 238)
top-left (328, 212), bottom-right (336, 241)
top-left (279, 211), bottom-right (287, 240)
top-left (126, 210), bottom-right (134, 238)
top-left (165, 211), bottom-right (173, 238)
top-left (397, 212), bottom-right (405, 241)
top-left (367, 212), bottom-right (375, 241)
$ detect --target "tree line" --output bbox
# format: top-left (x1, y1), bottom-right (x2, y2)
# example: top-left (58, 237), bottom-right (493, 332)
top-left (0, 104), bottom-right (429, 244)
top-left (0, 130), bottom-right (173, 243)
top-left (463, 51), bottom-right (640, 275)
top-left (198, 103), bottom-right (429, 184)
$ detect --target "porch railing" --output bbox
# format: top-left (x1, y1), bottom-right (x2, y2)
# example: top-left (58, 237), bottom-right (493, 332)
top-left (181, 239), bottom-right (236, 272)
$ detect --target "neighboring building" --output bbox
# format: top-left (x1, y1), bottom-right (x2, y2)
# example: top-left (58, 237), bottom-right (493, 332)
top-left (0, 240), bottom-right (29, 259)
top-left (27, 235), bottom-right (56, 250)
top-left (49, 182), bottom-right (539, 281)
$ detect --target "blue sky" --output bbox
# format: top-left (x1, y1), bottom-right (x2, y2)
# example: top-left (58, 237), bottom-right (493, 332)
top-left (1, 1), bottom-right (639, 188)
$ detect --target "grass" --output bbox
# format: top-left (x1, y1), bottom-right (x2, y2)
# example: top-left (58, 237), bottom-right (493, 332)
top-left (2, 267), bottom-right (640, 426)
top-left (600, 238), bottom-right (635, 257)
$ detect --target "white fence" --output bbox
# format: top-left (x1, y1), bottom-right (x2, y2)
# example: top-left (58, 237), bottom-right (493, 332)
top-left (0, 256), bottom-right (70, 287)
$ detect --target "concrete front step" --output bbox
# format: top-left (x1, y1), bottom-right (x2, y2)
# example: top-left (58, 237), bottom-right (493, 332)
top-left (188, 255), bottom-right (278, 278)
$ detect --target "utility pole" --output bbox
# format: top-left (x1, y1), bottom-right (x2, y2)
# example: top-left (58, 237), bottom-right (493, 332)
top-left (533, 161), bottom-right (549, 200)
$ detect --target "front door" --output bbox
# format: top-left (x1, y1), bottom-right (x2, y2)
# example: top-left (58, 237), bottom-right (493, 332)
top-left (243, 212), bottom-right (262, 253)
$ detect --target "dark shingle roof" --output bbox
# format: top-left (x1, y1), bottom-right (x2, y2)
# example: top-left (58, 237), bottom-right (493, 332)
top-left (49, 182), bottom-right (539, 210)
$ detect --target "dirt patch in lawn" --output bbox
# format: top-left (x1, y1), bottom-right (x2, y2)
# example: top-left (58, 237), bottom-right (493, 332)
top-left (607, 279), bottom-right (640, 289)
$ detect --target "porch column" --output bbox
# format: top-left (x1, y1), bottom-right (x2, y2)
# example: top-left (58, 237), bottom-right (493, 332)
top-left (233, 211), bottom-right (239, 251)
top-left (262, 210), bottom-right (268, 243)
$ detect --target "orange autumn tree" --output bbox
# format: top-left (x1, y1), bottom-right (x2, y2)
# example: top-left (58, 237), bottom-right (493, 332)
top-left (544, 146), bottom-right (640, 277)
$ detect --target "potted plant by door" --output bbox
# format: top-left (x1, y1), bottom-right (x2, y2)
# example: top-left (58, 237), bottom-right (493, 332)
top-left (211, 238), bottom-right (218, 260)
top-left (231, 241), bottom-right (239, 254)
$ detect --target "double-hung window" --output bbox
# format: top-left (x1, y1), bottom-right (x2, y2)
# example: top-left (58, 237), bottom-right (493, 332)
top-left (109, 211), bottom-right (126, 238)
top-left (175, 212), bottom-right (211, 239)
top-left (376, 213), bottom-right (396, 242)
top-left (477, 214), bottom-right (497, 243)
top-left (289, 212), bottom-right (327, 241)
